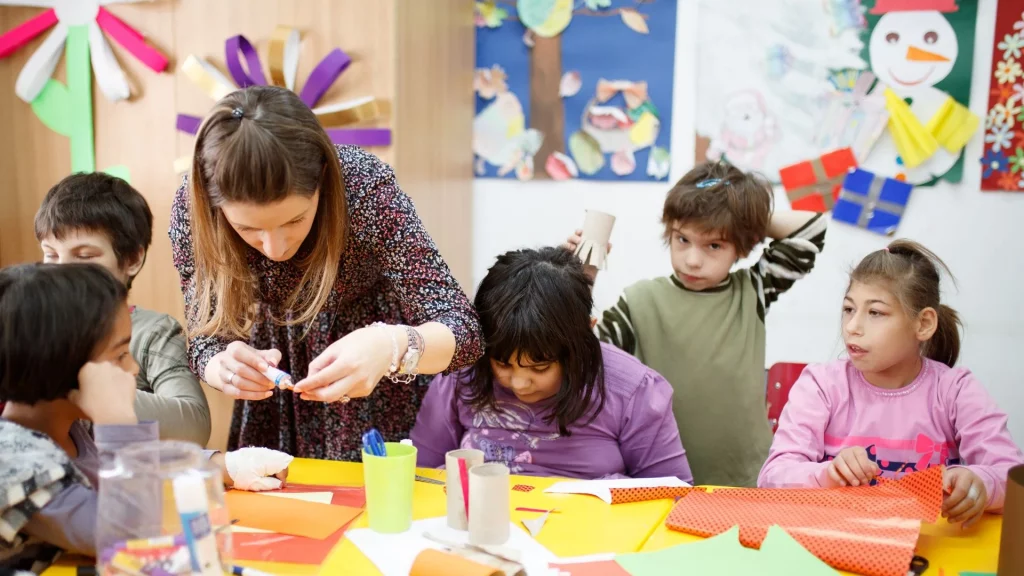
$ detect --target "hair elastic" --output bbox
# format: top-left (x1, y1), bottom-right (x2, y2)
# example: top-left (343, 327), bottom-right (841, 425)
top-left (231, 107), bottom-right (244, 119)
top-left (883, 246), bottom-right (890, 253)
top-left (695, 178), bottom-right (722, 189)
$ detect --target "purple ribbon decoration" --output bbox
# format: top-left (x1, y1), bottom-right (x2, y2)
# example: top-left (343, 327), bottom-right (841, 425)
top-left (225, 34), bottom-right (268, 87)
top-left (179, 33), bottom-right (388, 147)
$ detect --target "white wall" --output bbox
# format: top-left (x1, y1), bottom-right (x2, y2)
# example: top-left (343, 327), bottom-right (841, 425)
top-left (471, 0), bottom-right (1024, 443)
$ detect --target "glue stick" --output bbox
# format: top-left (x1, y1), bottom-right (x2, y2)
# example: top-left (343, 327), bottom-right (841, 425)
top-left (262, 366), bottom-right (294, 389)
top-left (171, 473), bottom-right (222, 576)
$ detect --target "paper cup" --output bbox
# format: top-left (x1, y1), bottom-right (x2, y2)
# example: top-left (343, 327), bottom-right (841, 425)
top-left (446, 449), bottom-right (484, 530)
top-left (999, 464), bottom-right (1024, 575)
top-left (362, 442), bottom-right (416, 533)
top-left (575, 210), bottom-right (616, 269)
top-left (468, 463), bottom-right (510, 546)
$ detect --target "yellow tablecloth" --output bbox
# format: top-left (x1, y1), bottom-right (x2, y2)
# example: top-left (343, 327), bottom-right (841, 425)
top-left (41, 458), bottom-right (1004, 575)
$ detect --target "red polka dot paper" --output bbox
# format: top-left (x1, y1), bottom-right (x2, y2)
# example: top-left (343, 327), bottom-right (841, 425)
top-left (512, 484), bottom-right (535, 492)
top-left (609, 486), bottom-right (705, 504)
top-left (665, 466), bottom-right (943, 576)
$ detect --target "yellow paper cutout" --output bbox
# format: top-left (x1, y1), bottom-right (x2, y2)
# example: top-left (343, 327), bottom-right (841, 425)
top-left (925, 96), bottom-right (980, 154)
top-left (884, 88), bottom-right (937, 169)
top-left (630, 111), bottom-right (658, 146)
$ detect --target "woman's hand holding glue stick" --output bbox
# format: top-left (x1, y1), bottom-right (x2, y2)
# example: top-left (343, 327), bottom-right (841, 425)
top-left (262, 365), bottom-right (294, 390)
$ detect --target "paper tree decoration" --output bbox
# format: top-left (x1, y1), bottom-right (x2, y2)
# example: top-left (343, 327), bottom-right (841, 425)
top-left (175, 26), bottom-right (391, 172)
top-left (0, 0), bottom-right (169, 178)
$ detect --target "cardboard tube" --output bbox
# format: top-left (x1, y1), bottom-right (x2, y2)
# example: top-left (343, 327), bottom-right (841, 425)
top-left (999, 464), bottom-right (1024, 575)
top-left (446, 449), bottom-right (484, 530)
top-left (409, 549), bottom-right (500, 576)
top-left (468, 463), bottom-right (510, 546)
top-left (575, 210), bottom-right (616, 270)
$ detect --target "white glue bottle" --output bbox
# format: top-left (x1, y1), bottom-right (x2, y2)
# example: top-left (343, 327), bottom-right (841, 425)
top-left (172, 473), bottom-right (222, 576)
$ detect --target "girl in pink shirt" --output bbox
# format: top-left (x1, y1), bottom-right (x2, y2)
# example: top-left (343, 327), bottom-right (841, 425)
top-left (759, 240), bottom-right (1023, 527)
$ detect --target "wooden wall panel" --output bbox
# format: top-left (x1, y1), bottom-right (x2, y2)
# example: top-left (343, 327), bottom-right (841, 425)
top-left (0, 1), bottom-right (473, 452)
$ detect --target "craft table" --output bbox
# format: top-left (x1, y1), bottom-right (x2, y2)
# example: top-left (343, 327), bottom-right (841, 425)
top-left (641, 495), bottom-right (1004, 576)
top-left (43, 457), bottom-right (675, 576)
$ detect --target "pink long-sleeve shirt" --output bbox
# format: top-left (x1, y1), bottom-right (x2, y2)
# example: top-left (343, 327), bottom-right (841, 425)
top-left (759, 358), bottom-right (1023, 511)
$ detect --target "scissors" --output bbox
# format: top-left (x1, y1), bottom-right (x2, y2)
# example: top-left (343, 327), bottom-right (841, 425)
top-left (362, 428), bottom-right (386, 457)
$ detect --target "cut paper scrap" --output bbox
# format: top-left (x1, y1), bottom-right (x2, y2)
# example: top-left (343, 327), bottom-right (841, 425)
top-left (549, 558), bottom-right (630, 576)
top-left (346, 516), bottom-right (556, 576)
top-left (559, 70), bottom-right (581, 98)
top-left (779, 147), bottom-right (857, 213)
top-left (231, 484), bottom-right (365, 565)
top-left (568, 130), bottom-right (604, 175)
top-left (615, 526), bottom-right (760, 575)
top-left (225, 489), bottom-right (362, 540)
top-left (833, 167), bottom-right (913, 236)
top-left (646, 146), bottom-right (670, 179)
top-left (409, 549), bottom-right (501, 576)
top-left (544, 476), bottom-right (691, 504)
top-left (884, 87), bottom-right (938, 169)
top-left (665, 466), bottom-right (943, 576)
top-left (0, 0), bottom-right (168, 103)
top-left (758, 525), bottom-right (839, 576)
top-left (520, 509), bottom-right (553, 537)
top-left (517, 0), bottom-right (573, 38)
top-left (607, 485), bottom-right (704, 505)
top-left (175, 25), bottom-right (389, 167)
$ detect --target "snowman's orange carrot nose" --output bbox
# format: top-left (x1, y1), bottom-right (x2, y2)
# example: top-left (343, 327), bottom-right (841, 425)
top-left (906, 45), bottom-right (950, 62)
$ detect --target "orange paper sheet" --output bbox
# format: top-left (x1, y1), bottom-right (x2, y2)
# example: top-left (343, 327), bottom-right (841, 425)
top-left (665, 467), bottom-right (943, 576)
top-left (409, 549), bottom-right (500, 576)
top-left (226, 489), bottom-right (363, 539)
top-left (609, 486), bottom-right (705, 504)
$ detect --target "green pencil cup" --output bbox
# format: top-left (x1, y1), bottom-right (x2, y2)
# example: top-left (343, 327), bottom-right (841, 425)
top-left (362, 442), bottom-right (417, 533)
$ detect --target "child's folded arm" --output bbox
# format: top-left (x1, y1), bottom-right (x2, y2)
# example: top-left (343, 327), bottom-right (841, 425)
top-left (20, 484), bottom-right (98, 556)
top-left (595, 294), bottom-right (637, 356)
top-left (948, 370), bottom-right (1024, 511)
top-left (749, 212), bottom-right (828, 320)
top-left (758, 367), bottom-right (834, 488)
top-left (409, 373), bottom-right (465, 468)
top-left (620, 371), bottom-right (693, 482)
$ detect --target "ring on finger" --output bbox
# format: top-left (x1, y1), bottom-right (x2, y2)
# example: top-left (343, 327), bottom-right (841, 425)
top-left (339, 395), bottom-right (350, 404)
top-left (228, 371), bottom-right (237, 385)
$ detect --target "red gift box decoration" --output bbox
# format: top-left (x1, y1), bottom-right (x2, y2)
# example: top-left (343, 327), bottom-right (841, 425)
top-left (779, 148), bottom-right (857, 212)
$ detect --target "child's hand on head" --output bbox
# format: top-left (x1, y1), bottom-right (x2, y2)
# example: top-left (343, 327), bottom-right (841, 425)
top-left (942, 467), bottom-right (987, 527)
top-left (72, 361), bottom-right (138, 425)
top-left (827, 446), bottom-right (880, 487)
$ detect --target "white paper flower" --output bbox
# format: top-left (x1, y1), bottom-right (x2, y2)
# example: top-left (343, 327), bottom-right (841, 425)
top-left (986, 123), bottom-right (1013, 153)
top-left (1000, 33), bottom-right (1024, 61)
top-left (996, 59), bottom-right (1023, 85)
top-left (0, 0), bottom-right (167, 103)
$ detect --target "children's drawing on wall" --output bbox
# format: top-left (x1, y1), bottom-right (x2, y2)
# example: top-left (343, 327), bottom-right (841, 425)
top-left (856, 0), bottom-right (979, 186)
top-left (694, 0), bottom-right (867, 182)
top-left (980, 0), bottom-right (1024, 193)
top-left (473, 0), bottom-right (677, 182)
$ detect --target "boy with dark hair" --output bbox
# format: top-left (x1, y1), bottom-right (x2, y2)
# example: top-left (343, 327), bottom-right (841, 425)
top-left (35, 173), bottom-right (211, 446)
top-left (567, 161), bottom-right (827, 486)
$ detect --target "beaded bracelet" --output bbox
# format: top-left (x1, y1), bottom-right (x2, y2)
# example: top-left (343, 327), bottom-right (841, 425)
top-left (371, 322), bottom-right (415, 384)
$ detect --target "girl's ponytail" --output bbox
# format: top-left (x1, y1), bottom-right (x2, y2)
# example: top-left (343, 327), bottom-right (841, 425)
top-left (926, 304), bottom-right (962, 368)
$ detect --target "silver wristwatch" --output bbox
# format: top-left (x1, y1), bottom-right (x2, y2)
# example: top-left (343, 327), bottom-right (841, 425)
top-left (398, 325), bottom-right (424, 375)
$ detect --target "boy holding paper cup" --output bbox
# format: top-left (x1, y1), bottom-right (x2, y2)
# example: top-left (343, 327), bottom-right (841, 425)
top-left (565, 161), bottom-right (827, 487)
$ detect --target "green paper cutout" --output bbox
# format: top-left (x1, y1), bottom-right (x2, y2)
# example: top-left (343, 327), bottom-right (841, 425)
top-left (30, 80), bottom-right (71, 136)
top-left (759, 525), bottom-right (838, 576)
top-left (615, 526), bottom-right (761, 575)
top-left (65, 25), bottom-right (94, 173)
top-left (104, 165), bottom-right (131, 183)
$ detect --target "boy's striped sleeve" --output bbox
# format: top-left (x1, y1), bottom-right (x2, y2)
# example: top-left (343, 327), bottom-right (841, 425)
top-left (596, 294), bottom-right (637, 356)
top-left (749, 213), bottom-right (827, 321)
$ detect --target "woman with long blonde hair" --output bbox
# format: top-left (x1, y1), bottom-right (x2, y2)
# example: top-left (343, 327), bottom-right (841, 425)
top-left (170, 86), bottom-right (482, 459)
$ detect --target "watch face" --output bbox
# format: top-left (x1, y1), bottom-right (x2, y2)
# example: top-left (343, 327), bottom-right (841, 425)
top-left (400, 349), bottom-right (421, 374)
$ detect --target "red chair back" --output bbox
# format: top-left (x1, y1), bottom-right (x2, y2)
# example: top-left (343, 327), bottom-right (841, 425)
top-left (766, 362), bottom-right (807, 433)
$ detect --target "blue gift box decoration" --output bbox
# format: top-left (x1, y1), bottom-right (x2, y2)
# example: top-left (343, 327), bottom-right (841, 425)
top-left (833, 168), bottom-right (913, 236)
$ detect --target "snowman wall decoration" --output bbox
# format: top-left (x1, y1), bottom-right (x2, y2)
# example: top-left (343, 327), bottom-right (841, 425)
top-left (859, 0), bottom-right (979, 185)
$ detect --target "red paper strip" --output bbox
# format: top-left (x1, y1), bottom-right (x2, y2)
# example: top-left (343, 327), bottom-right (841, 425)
top-left (665, 467), bottom-right (942, 576)
top-left (0, 8), bottom-right (57, 59)
top-left (231, 484), bottom-right (364, 565)
top-left (96, 7), bottom-right (169, 72)
top-left (980, 0), bottom-right (1024, 192)
top-left (548, 560), bottom-right (631, 576)
top-left (459, 457), bottom-right (471, 520)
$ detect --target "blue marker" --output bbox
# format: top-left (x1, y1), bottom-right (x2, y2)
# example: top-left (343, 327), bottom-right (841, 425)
top-left (262, 366), bottom-right (293, 389)
top-left (362, 428), bottom-right (386, 457)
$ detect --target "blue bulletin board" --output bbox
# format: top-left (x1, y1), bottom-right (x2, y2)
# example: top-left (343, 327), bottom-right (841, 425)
top-left (473, 0), bottom-right (678, 182)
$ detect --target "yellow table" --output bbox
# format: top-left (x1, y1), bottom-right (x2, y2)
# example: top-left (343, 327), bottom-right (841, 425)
top-left (641, 502), bottom-right (1004, 576)
top-left (45, 457), bottom-right (674, 576)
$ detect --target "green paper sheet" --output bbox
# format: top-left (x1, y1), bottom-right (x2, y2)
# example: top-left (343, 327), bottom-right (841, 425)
top-left (103, 165), bottom-right (131, 183)
top-left (30, 80), bottom-right (71, 137)
top-left (615, 526), bottom-right (761, 575)
top-left (65, 25), bottom-right (94, 173)
top-left (759, 525), bottom-right (838, 576)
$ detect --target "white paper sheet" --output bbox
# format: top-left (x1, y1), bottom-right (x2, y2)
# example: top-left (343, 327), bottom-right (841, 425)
top-left (346, 516), bottom-right (556, 576)
top-left (542, 476), bottom-right (690, 504)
